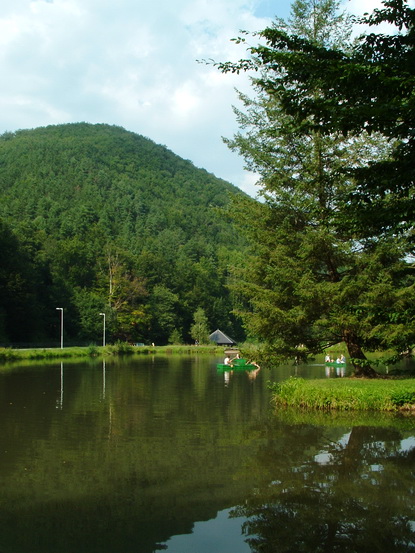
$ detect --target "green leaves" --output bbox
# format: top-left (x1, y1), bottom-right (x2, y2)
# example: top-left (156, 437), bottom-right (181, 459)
top-left (220, 0), bottom-right (415, 375)
top-left (190, 308), bottom-right (210, 345)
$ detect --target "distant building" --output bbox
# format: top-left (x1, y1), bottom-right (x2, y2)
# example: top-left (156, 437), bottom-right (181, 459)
top-left (209, 329), bottom-right (236, 346)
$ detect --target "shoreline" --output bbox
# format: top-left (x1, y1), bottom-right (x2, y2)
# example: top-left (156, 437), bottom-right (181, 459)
top-left (0, 344), bottom-right (226, 363)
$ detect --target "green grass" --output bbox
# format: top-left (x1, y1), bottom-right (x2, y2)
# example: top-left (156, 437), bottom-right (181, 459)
top-left (0, 346), bottom-right (92, 362)
top-left (0, 343), bottom-right (224, 363)
top-left (271, 377), bottom-right (415, 412)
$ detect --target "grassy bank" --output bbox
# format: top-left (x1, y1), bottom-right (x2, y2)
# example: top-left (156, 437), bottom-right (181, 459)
top-left (0, 343), bottom-right (225, 363)
top-left (271, 377), bottom-right (415, 412)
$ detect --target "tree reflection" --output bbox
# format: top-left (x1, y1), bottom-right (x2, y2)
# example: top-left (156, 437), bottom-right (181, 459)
top-left (231, 422), bottom-right (415, 553)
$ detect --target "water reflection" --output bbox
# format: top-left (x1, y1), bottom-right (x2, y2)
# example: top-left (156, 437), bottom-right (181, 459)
top-left (325, 363), bottom-right (346, 377)
top-left (230, 419), bottom-right (415, 553)
top-left (102, 359), bottom-right (106, 399)
top-left (55, 360), bottom-right (108, 409)
top-left (164, 507), bottom-right (250, 552)
top-left (0, 356), bottom-right (413, 553)
top-left (57, 361), bottom-right (64, 409)
top-left (220, 365), bottom-right (261, 386)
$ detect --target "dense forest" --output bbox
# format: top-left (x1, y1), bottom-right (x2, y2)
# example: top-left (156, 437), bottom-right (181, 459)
top-left (0, 123), bottom-right (247, 346)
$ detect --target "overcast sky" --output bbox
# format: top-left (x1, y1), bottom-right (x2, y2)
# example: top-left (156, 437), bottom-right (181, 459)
top-left (0, 0), bottom-right (404, 197)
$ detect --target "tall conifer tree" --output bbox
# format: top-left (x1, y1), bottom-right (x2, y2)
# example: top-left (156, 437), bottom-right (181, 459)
top-left (221, 0), bottom-right (415, 375)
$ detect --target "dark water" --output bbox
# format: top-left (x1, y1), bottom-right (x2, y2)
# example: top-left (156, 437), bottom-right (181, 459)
top-left (0, 355), bottom-right (414, 553)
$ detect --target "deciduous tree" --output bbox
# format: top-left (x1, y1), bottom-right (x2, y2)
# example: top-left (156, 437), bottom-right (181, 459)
top-left (190, 308), bottom-right (210, 345)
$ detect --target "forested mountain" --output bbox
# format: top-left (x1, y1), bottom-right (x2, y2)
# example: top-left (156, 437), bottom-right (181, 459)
top-left (0, 123), bottom-right (247, 345)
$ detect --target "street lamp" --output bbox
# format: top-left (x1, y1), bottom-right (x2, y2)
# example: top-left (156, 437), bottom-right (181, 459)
top-left (99, 312), bottom-right (106, 347)
top-left (56, 307), bottom-right (64, 349)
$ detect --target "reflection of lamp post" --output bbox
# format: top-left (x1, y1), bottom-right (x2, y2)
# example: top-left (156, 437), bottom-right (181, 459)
top-left (58, 362), bottom-right (64, 409)
top-left (56, 307), bottom-right (64, 349)
top-left (99, 312), bottom-right (106, 347)
top-left (102, 360), bottom-right (106, 399)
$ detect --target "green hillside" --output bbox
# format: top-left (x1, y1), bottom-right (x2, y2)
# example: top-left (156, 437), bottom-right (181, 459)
top-left (0, 123), bottom-right (247, 345)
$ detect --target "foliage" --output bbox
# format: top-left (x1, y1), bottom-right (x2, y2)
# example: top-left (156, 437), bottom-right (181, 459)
top-left (215, 0), bottom-right (415, 376)
top-left (190, 307), bottom-right (210, 344)
top-left (0, 347), bottom-right (19, 362)
top-left (0, 123), bottom-right (247, 345)
top-left (258, 0), bottom-right (415, 239)
top-left (148, 285), bottom-right (179, 345)
top-left (168, 328), bottom-right (183, 345)
top-left (105, 341), bottom-right (134, 355)
top-left (86, 344), bottom-right (99, 357)
top-left (0, 219), bottom-right (46, 343)
top-left (218, 0), bottom-right (415, 237)
top-left (271, 376), bottom-right (415, 410)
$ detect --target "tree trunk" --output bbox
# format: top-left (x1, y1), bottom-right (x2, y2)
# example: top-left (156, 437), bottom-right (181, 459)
top-left (343, 330), bottom-right (378, 378)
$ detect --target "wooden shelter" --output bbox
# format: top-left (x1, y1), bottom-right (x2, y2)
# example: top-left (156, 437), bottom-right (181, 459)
top-left (209, 329), bottom-right (236, 346)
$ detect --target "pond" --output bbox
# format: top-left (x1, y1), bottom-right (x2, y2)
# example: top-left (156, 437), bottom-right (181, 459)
top-left (0, 355), bottom-right (414, 553)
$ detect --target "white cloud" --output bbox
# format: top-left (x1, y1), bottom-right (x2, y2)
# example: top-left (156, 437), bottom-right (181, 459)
top-left (0, 0), bottom-right (410, 198)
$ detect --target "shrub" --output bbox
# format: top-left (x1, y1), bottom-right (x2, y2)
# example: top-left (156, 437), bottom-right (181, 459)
top-left (87, 344), bottom-right (99, 357)
top-left (0, 348), bottom-right (18, 362)
top-left (106, 341), bottom-right (133, 355)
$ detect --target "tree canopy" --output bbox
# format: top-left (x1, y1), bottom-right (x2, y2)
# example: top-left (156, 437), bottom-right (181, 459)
top-left (219, 0), bottom-right (415, 239)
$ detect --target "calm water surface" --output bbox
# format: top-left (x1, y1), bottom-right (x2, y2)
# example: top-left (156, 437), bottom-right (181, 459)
top-left (0, 355), bottom-right (414, 553)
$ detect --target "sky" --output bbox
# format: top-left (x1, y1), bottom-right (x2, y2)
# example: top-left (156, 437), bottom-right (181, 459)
top-left (0, 0), bottom-right (405, 197)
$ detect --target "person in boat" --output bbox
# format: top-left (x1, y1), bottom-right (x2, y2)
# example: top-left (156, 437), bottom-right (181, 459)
top-left (246, 366), bottom-right (260, 380)
top-left (224, 356), bottom-right (231, 365)
top-left (227, 353), bottom-right (241, 367)
top-left (340, 354), bottom-right (346, 363)
top-left (325, 354), bottom-right (331, 363)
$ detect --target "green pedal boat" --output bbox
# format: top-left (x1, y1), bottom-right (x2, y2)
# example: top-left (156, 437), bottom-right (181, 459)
top-left (217, 358), bottom-right (258, 371)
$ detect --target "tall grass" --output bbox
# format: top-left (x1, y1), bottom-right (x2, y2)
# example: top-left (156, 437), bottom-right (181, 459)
top-left (271, 377), bottom-right (415, 411)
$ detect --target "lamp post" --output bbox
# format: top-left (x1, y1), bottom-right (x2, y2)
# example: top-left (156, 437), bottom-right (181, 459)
top-left (99, 312), bottom-right (106, 347)
top-left (56, 307), bottom-right (64, 349)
